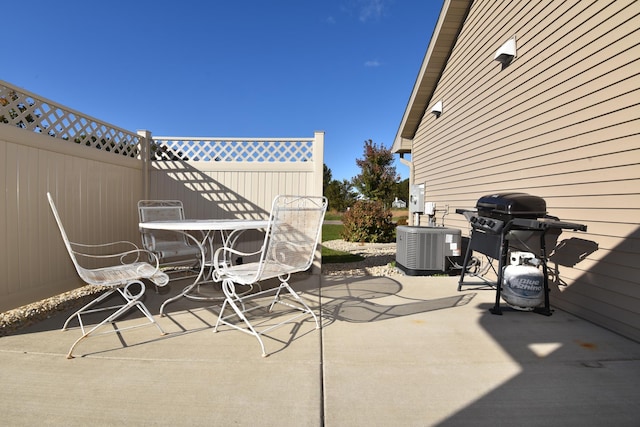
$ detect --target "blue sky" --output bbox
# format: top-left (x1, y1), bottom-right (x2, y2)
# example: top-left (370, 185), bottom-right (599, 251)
top-left (5, 0), bottom-right (442, 181)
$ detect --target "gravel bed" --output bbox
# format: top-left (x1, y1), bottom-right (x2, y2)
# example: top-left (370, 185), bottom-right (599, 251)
top-left (0, 286), bottom-right (105, 336)
top-left (321, 239), bottom-right (400, 277)
top-left (1, 240), bottom-right (400, 335)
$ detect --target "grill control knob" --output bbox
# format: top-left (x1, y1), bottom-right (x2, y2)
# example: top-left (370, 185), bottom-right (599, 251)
top-left (487, 220), bottom-right (496, 228)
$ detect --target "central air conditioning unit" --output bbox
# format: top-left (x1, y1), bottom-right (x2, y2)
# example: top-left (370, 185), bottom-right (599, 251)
top-left (396, 226), bottom-right (462, 275)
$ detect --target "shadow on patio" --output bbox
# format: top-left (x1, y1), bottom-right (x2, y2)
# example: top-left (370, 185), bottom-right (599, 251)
top-left (0, 275), bottom-right (639, 426)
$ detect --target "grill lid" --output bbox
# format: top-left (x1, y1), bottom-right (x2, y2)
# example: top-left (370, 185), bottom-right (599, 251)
top-left (476, 192), bottom-right (546, 218)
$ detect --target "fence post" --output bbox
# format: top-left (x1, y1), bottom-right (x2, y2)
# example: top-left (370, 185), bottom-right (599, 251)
top-left (137, 130), bottom-right (152, 200)
top-left (313, 131), bottom-right (325, 197)
top-left (311, 131), bottom-right (325, 279)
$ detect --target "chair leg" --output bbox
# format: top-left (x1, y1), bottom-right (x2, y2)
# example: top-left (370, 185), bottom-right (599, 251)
top-left (268, 284), bottom-right (285, 312)
top-left (279, 281), bottom-right (320, 329)
top-left (214, 278), bottom-right (320, 357)
top-left (62, 288), bottom-right (118, 332)
top-left (120, 283), bottom-right (167, 336)
top-left (64, 281), bottom-right (165, 359)
top-left (214, 279), bottom-right (268, 357)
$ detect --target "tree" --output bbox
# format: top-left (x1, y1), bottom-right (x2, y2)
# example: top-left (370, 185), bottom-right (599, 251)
top-left (323, 163), bottom-right (332, 195)
top-left (326, 179), bottom-right (358, 212)
top-left (352, 139), bottom-right (400, 206)
top-left (323, 164), bottom-right (358, 211)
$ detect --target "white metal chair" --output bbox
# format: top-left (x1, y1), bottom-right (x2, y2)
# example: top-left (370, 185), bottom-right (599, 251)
top-left (212, 195), bottom-right (327, 357)
top-left (138, 200), bottom-right (204, 278)
top-left (47, 193), bottom-right (169, 359)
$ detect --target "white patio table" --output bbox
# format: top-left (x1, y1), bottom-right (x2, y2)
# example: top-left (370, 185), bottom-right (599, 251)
top-left (138, 218), bottom-right (269, 315)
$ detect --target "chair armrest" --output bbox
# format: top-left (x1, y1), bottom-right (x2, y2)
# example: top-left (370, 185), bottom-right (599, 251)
top-left (69, 238), bottom-right (168, 286)
top-left (70, 240), bottom-right (139, 254)
top-left (212, 244), bottom-right (263, 278)
top-left (70, 241), bottom-right (162, 270)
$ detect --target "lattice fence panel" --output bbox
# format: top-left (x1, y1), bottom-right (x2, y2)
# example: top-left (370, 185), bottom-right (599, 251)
top-left (0, 81), bottom-right (141, 158)
top-left (152, 137), bottom-right (316, 162)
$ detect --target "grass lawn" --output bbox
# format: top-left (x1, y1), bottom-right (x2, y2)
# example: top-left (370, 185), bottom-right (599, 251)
top-left (321, 223), bottom-right (364, 263)
top-left (322, 223), bottom-right (343, 241)
top-left (324, 212), bottom-right (343, 221)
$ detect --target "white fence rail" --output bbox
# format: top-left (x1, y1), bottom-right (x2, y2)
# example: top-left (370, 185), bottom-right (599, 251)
top-left (0, 80), bottom-right (323, 313)
top-left (149, 134), bottom-right (323, 216)
top-left (0, 80), bottom-right (142, 158)
top-left (152, 136), bottom-right (316, 163)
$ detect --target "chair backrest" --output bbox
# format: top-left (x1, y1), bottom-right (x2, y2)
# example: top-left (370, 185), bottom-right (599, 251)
top-left (257, 195), bottom-right (328, 280)
top-left (138, 200), bottom-right (189, 251)
top-left (47, 193), bottom-right (106, 284)
top-left (49, 193), bottom-right (169, 290)
top-left (47, 192), bottom-right (86, 279)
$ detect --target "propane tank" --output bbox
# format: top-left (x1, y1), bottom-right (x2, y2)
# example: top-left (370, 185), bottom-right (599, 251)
top-left (501, 252), bottom-right (544, 310)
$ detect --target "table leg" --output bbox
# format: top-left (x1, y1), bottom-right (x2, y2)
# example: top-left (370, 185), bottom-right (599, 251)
top-left (159, 231), bottom-right (208, 316)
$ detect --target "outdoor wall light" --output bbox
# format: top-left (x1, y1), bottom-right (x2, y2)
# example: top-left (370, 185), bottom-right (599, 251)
top-left (494, 36), bottom-right (517, 67)
top-left (431, 100), bottom-right (443, 118)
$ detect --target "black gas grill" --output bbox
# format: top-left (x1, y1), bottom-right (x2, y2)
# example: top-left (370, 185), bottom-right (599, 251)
top-left (457, 192), bottom-right (587, 315)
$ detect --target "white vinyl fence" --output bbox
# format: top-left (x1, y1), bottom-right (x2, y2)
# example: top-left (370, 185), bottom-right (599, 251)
top-left (0, 80), bottom-right (323, 312)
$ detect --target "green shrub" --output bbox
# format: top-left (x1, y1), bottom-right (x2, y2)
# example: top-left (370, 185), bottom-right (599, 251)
top-left (341, 200), bottom-right (395, 243)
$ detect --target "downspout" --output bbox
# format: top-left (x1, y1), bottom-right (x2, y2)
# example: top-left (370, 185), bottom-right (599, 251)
top-left (399, 152), bottom-right (416, 226)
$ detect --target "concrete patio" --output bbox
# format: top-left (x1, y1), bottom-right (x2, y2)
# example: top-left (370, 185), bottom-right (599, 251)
top-left (1, 275), bottom-right (639, 426)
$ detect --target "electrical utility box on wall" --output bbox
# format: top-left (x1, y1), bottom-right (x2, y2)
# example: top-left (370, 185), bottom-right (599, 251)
top-left (396, 226), bottom-right (462, 275)
top-left (409, 184), bottom-right (425, 213)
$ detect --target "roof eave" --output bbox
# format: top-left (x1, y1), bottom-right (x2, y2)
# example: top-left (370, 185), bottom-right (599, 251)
top-left (392, 0), bottom-right (472, 154)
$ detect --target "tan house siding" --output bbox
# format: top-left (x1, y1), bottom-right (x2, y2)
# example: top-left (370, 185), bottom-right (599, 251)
top-left (399, 1), bottom-right (640, 340)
